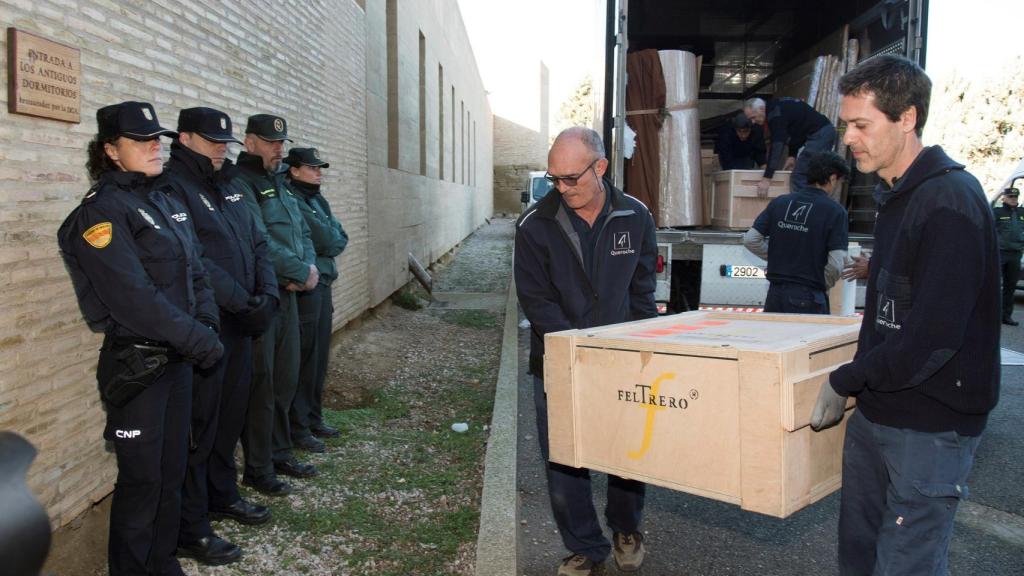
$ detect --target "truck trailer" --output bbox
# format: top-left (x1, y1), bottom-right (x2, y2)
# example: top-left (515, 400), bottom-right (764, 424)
top-left (594, 0), bottom-right (928, 312)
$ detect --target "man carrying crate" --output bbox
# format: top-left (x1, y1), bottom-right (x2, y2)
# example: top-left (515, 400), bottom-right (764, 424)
top-left (515, 127), bottom-right (658, 576)
top-left (810, 55), bottom-right (1001, 575)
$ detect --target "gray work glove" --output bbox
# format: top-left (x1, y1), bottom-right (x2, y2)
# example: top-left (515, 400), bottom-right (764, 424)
top-left (810, 379), bottom-right (847, 431)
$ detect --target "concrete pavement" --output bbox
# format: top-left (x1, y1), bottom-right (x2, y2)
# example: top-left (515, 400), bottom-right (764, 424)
top-left (514, 306), bottom-right (1024, 575)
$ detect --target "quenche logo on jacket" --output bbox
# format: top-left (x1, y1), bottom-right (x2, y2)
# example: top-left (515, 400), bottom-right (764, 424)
top-left (611, 231), bottom-right (635, 256)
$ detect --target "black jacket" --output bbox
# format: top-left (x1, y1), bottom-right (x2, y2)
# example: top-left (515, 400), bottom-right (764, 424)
top-left (159, 142), bottom-right (279, 316)
top-left (58, 171), bottom-right (221, 360)
top-left (763, 98), bottom-right (831, 178)
top-left (715, 123), bottom-right (766, 170)
top-left (514, 181), bottom-right (658, 376)
top-left (830, 146), bottom-right (1000, 435)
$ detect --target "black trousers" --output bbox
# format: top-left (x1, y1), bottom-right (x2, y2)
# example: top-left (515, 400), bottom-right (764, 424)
top-left (763, 282), bottom-right (829, 314)
top-left (1000, 250), bottom-right (1021, 319)
top-left (243, 291), bottom-right (300, 477)
top-left (103, 358), bottom-right (191, 576)
top-left (179, 323), bottom-right (252, 542)
top-left (292, 283), bottom-right (333, 439)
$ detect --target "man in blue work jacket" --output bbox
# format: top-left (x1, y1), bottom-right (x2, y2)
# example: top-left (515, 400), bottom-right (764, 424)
top-left (515, 127), bottom-right (657, 576)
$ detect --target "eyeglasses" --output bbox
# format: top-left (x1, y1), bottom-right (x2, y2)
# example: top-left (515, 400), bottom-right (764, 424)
top-left (546, 158), bottom-right (599, 188)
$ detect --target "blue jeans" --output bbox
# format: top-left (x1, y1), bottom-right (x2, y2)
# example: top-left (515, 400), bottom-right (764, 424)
top-left (764, 282), bottom-right (829, 314)
top-left (533, 376), bottom-right (645, 562)
top-left (791, 124), bottom-right (837, 192)
top-left (839, 410), bottom-right (981, 576)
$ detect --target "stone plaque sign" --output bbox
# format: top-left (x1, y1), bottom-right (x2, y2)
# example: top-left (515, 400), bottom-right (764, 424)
top-left (7, 28), bottom-right (81, 123)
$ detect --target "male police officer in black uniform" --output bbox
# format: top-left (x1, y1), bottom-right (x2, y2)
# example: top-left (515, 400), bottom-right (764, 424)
top-left (994, 187), bottom-right (1024, 325)
top-left (743, 150), bottom-right (850, 314)
top-left (285, 148), bottom-right (348, 451)
top-left (160, 107), bottom-right (280, 565)
top-left (233, 114), bottom-right (319, 495)
top-left (714, 112), bottom-right (766, 170)
top-left (59, 101), bottom-right (223, 576)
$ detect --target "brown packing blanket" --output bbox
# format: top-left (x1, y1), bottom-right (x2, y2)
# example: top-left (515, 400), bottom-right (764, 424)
top-left (625, 49), bottom-right (665, 221)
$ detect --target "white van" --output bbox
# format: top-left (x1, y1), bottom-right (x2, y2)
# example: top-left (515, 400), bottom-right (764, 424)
top-left (522, 170), bottom-right (553, 207)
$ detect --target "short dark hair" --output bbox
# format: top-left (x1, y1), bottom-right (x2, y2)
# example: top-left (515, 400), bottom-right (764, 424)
top-left (805, 150), bottom-right (850, 186)
top-left (85, 135), bottom-right (119, 183)
top-left (732, 112), bottom-right (752, 130)
top-left (838, 54), bottom-right (931, 136)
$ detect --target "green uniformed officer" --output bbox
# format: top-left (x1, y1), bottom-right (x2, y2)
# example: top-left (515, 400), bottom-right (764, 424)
top-left (232, 114), bottom-right (319, 495)
top-left (284, 147), bottom-right (349, 452)
top-left (994, 187), bottom-right (1024, 325)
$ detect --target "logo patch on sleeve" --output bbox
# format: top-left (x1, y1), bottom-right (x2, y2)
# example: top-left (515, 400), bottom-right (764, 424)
top-left (83, 222), bottom-right (112, 248)
top-left (260, 188), bottom-right (278, 198)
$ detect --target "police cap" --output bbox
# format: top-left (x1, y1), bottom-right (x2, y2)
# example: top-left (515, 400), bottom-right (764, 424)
top-left (97, 101), bottom-right (177, 141)
top-left (177, 107), bottom-right (242, 144)
top-left (245, 114), bottom-right (293, 142)
top-left (1004, 187), bottom-right (1020, 198)
top-left (284, 147), bottom-right (330, 169)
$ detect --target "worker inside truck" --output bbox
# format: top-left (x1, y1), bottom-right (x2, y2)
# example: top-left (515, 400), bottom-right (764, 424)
top-left (714, 112), bottom-right (766, 170)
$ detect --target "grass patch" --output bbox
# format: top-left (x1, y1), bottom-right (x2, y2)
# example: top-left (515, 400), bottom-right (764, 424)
top-left (438, 309), bottom-right (499, 329)
top-left (391, 287), bottom-right (423, 310)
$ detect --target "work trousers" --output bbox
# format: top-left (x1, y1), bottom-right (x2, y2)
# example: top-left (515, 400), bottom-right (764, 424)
top-left (533, 376), bottom-right (645, 563)
top-left (104, 361), bottom-right (191, 576)
top-left (292, 283), bottom-right (334, 439)
top-left (243, 290), bottom-right (300, 478)
top-left (764, 282), bottom-right (829, 314)
top-left (838, 410), bottom-right (981, 576)
top-left (180, 323), bottom-right (252, 542)
top-left (790, 124), bottom-right (837, 192)
top-left (1000, 249), bottom-right (1021, 320)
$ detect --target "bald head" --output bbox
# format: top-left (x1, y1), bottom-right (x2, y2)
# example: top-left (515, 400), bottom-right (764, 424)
top-left (551, 127), bottom-right (606, 160)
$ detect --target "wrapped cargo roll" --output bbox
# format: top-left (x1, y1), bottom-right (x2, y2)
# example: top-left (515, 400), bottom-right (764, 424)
top-left (657, 50), bottom-right (703, 227)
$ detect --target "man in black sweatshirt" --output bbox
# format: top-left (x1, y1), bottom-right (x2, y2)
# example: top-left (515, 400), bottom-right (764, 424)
top-left (809, 55), bottom-right (1000, 575)
top-left (744, 96), bottom-right (835, 194)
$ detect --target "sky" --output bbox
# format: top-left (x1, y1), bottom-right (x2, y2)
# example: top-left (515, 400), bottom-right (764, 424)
top-left (457, 0), bottom-right (597, 130)
top-left (456, 0), bottom-right (1024, 127)
top-left (926, 0), bottom-right (1024, 80)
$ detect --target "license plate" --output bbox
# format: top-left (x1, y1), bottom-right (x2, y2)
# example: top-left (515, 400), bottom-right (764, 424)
top-left (721, 264), bottom-right (765, 279)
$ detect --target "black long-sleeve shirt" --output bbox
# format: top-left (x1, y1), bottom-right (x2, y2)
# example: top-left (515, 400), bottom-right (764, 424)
top-left (763, 98), bottom-right (831, 178)
top-left (715, 123), bottom-right (766, 170)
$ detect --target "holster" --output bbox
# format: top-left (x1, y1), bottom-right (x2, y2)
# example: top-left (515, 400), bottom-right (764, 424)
top-left (97, 342), bottom-right (172, 408)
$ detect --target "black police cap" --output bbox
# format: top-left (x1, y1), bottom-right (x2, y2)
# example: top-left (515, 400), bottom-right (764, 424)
top-left (284, 147), bottom-right (330, 169)
top-left (1004, 188), bottom-right (1020, 197)
top-left (97, 101), bottom-right (177, 141)
top-left (177, 107), bottom-right (242, 144)
top-left (245, 114), bottom-right (293, 142)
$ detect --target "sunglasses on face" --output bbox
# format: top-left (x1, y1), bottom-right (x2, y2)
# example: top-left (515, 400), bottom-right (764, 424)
top-left (546, 158), bottom-right (599, 187)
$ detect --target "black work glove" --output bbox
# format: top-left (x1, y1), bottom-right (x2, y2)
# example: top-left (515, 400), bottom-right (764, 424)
top-left (186, 324), bottom-right (224, 370)
top-left (235, 294), bottom-right (279, 336)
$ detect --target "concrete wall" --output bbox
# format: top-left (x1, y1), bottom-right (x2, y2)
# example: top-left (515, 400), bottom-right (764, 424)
top-left (492, 62), bottom-right (548, 214)
top-left (0, 0), bottom-right (491, 528)
top-left (364, 0), bottom-right (493, 305)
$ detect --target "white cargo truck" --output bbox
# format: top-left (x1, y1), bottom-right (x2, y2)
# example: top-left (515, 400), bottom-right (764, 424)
top-left (595, 0), bottom-right (928, 313)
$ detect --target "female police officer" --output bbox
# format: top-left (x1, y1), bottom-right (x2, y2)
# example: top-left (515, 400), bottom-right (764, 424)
top-left (58, 101), bottom-right (223, 576)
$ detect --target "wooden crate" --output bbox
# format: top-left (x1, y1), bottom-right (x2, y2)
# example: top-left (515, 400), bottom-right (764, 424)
top-left (543, 310), bottom-right (859, 518)
top-left (711, 170), bottom-right (792, 229)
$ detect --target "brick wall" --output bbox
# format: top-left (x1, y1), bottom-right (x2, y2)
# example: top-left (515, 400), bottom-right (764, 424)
top-left (0, 0), bottom-right (491, 528)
